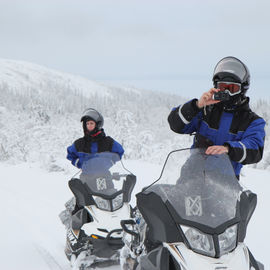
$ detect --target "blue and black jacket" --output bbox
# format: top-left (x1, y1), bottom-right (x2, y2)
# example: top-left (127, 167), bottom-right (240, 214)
top-left (168, 98), bottom-right (265, 177)
top-left (67, 129), bottom-right (124, 168)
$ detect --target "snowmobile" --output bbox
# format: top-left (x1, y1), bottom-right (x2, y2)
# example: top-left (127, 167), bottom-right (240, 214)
top-left (59, 152), bottom-right (136, 269)
top-left (120, 148), bottom-right (264, 270)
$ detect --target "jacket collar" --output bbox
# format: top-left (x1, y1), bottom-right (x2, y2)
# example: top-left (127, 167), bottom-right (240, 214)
top-left (84, 129), bottom-right (106, 141)
top-left (216, 97), bottom-right (250, 112)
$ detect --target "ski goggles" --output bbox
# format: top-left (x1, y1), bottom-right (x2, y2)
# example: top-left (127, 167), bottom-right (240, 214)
top-left (217, 81), bottom-right (241, 95)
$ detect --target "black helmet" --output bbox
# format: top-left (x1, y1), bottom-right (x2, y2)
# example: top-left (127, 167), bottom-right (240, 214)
top-left (81, 108), bottom-right (104, 129)
top-left (213, 56), bottom-right (250, 94)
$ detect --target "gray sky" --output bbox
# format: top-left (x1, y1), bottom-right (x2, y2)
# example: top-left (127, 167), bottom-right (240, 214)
top-left (0, 0), bottom-right (269, 99)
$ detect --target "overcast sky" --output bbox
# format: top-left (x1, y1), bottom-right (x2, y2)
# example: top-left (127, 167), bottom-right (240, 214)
top-left (0, 0), bottom-right (269, 99)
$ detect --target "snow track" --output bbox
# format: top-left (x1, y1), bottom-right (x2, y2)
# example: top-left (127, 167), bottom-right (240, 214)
top-left (35, 245), bottom-right (65, 270)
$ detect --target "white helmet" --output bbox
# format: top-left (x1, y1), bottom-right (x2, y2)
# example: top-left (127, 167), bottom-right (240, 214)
top-left (80, 108), bottom-right (104, 129)
top-left (213, 56), bottom-right (250, 94)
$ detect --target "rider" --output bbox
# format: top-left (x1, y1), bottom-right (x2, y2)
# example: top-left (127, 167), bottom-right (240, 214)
top-left (66, 108), bottom-right (124, 256)
top-left (168, 56), bottom-right (266, 179)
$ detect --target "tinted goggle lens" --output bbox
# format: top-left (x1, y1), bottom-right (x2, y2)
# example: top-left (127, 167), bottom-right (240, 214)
top-left (217, 82), bottom-right (241, 94)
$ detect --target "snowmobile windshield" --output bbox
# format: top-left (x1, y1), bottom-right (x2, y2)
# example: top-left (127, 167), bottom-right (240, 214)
top-left (145, 149), bottom-right (242, 228)
top-left (79, 152), bottom-right (128, 197)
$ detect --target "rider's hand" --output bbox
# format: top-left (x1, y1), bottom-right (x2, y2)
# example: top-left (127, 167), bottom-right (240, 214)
top-left (205, 145), bottom-right (229, 155)
top-left (197, 88), bottom-right (221, 108)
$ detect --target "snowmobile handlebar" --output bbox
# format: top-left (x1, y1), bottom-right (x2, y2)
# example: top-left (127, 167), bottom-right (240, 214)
top-left (121, 219), bottom-right (140, 238)
top-left (111, 172), bottom-right (127, 180)
top-left (106, 228), bottom-right (123, 239)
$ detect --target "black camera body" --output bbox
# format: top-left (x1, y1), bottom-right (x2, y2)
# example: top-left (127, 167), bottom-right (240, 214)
top-left (213, 91), bottom-right (230, 101)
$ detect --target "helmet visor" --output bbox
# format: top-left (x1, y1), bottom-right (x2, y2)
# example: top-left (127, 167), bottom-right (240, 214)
top-left (81, 108), bottom-right (101, 123)
top-left (214, 57), bottom-right (247, 82)
top-left (217, 81), bottom-right (241, 95)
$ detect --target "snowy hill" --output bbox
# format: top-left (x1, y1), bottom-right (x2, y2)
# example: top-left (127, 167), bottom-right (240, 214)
top-left (0, 59), bottom-right (269, 173)
top-left (0, 59), bottom-right (112, 98)
top-left (0, 59), bottom-right (191, 171)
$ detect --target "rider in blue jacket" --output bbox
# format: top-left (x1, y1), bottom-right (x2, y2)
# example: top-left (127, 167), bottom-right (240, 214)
top-left (67, 108), bottom-right (124, 168)
top-left (168, 56), bottom-right (265, 179)
top-left (66, 108), bottom-right (124, 256)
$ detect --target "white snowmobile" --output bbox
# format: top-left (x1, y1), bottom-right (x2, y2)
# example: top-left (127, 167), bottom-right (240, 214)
top-left (59, 152), bottom-right (136, 269)
top-left (120, 148), bottom-right (264, 270)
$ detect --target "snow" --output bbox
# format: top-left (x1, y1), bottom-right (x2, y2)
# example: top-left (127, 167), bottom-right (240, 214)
top-left (0, 160), bottom-right (269, 270)
top-left (240, 167), bottom-right (270, 267)
top-left (0, 163), bottom-right (71, 270)
top-left (0, 59), bottom-right (112, 99)
top-left (0, 58), bottom-right (191, 167)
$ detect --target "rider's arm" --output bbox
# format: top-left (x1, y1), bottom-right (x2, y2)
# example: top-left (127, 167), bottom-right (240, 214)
top-left (67, 143), bottom-right (81, 168)
top-left (168, 99), bottom-right (202, 134)
top-left (224, 117), bottom-right (265, 164)
top-left (112, 140), bottom-right (124, 159)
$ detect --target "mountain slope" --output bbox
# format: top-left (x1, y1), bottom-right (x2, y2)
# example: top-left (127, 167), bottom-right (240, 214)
top-left (0, 59), bottom-right (189, 170)
top-left (0, 58), bottom-right (269, 172)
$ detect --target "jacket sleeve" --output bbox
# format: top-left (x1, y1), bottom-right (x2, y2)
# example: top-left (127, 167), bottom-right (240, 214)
top-left (168, 99), bottom-right (202, 134)
top-left (67, 143), bottom-right (81, 168)
top-left (224, 118), bottom-right (266, 165)
top-left (111, 140), bottom-right (124, 159)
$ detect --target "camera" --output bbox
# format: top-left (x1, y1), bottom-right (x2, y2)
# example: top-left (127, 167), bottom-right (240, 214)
top-left (213, 91), bottom-right (230, 101)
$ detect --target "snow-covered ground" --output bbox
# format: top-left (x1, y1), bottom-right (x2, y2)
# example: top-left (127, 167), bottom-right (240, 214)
top-left (0, 159), bottom-right (269, 270)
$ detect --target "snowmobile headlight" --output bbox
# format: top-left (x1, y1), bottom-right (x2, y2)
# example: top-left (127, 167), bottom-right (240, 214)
top-left (218, 224), bottom-right (237, 256)
top-left (112, 193), bottom-right (123, 211)
top-left (180, 225), bottom-right (215, 257)
top-left (93, 196), bottom-right (111, 211)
